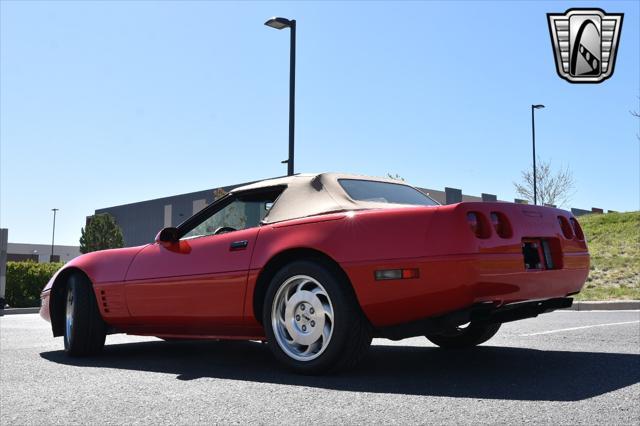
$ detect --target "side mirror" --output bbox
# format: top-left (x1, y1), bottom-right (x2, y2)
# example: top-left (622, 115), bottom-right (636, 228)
top-left (155, 227), bottom-right (179, 244)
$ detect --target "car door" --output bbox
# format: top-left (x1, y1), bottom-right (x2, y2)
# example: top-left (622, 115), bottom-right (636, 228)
top-left (123, 191), bottom-right (278, 335)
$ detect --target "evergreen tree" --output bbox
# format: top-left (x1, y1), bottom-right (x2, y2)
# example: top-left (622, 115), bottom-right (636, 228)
top-left (79, 214), bottom-right (125, 253)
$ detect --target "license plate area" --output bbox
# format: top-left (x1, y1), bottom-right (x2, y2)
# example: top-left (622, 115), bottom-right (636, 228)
top-left (522, 238), bottom-right (560, 271)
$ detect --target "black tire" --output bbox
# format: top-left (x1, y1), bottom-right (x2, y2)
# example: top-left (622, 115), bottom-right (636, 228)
top-left (263, 260), bottom-right (372, 374)
top-left (63, 273), bottom-right (106, 356)
top-left (426, 322), bottom-right (501, 349)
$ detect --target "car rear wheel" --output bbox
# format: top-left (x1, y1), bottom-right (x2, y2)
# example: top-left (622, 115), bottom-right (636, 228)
top-left (263, 260), bottom-right (371, 374)
top-left (64, 273), bottom-right (106, 356)
top-left (426, 322), bottom-right (501, 349)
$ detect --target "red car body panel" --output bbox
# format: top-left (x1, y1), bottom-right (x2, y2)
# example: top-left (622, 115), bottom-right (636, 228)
top-left (243, 203), bottom-right (588, 329)
top-left (117, 228), bottom-right (259, 335)
top-left (40, 201), bottom-right (589, 340)
top-left (41, 246), bottom-right (146, 291)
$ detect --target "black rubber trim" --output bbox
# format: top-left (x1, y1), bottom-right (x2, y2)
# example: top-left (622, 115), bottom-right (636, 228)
top-left (377, 297), bottom-right (573, 340)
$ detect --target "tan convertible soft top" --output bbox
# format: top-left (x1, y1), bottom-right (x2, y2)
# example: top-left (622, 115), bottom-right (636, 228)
top-left (231, 172), bottom-right (438, 224)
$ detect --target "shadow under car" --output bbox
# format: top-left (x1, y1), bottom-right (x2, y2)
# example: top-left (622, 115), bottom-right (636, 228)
top-left (40, 340), bottom-right (640, 402)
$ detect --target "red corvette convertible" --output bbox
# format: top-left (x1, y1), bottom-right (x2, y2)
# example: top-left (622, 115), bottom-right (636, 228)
top-left (40, 173), bottom-right (589, 373)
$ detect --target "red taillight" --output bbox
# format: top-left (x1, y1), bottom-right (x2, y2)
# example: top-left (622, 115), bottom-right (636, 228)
top-left (558, 216), bottom-right (574, 239)
top-left (401, 268), bottom-right (420, 279)
top-left (467, 212), bottom-right (490, 238)
top-left (570, 218), bottom-right (585, 240)
top-left (490, 212), bottom-right (513, 238)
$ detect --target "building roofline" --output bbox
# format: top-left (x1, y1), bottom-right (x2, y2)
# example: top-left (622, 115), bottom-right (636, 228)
top-left (95, 176), bottom-right (286, 211)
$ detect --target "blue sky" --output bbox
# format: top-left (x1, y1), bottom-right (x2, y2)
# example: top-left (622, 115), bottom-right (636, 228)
top-left (1, 0), bottom-right (638, 246)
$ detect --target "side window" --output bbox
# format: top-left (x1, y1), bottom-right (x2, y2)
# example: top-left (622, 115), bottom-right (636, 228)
top-left (180, 188), bottom-right (283, 240)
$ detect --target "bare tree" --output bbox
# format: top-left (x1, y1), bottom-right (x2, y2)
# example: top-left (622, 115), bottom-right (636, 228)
top-left (213, 188), bottom-right (228, 200)
top-left (386, 173), bottom-right (405, 181)
top-left (632, 101), bottom-right (639, 140)
top-left (513, 158), bottom-right (575, 207)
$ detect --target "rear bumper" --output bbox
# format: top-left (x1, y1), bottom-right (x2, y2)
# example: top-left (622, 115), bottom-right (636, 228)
top-left (344, 252), bottom-right (589, 327)
top-left (378, 297), bottom-right (573, 340)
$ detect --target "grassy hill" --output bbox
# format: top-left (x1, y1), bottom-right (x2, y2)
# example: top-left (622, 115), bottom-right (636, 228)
top-left (575, 211), bottom-right (639, 300)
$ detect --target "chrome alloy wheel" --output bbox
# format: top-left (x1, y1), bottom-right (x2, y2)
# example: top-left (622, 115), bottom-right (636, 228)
top-left (65, 287), bottom-right (74, 342)
top-left (271, 275), bottom-right (334, 362)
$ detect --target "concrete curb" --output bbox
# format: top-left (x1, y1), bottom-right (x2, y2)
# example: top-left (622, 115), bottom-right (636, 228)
top-left (568, 300), bottom-right (640, 311)
top-left (1, 307), bottom-right (40, 316)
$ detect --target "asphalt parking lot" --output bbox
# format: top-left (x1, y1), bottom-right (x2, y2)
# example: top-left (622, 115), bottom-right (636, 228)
top-left (1, 310), bottom-right (639, 425)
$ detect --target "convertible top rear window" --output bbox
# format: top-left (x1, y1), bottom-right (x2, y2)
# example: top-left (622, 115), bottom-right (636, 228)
top-left (339, 179), bottom-right (438, 206)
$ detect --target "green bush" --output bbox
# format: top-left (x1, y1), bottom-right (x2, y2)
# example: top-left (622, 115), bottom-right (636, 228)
top-left (5, 261), bottom-right (64, 308)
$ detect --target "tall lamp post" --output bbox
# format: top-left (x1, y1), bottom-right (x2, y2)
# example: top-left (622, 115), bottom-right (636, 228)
top-left (265, 16), bottom-right (296, 176)
top-left (531, 104), bottom-right (545, 205)
top-left (50, 208), bottom-right (59, 262)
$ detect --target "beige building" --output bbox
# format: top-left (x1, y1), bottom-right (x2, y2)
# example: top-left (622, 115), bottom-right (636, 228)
top-left (7, 242), bottom-right (81, 263)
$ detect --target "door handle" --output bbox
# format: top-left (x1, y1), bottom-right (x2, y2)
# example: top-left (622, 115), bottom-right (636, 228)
top-left (230, 240), bottom-right (248, 251)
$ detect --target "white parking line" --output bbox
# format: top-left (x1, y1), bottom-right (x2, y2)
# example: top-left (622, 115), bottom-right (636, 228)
top-left (563, 310), bottom-right (640, 313)
top-left (519, 320), bottom-right (640, 337)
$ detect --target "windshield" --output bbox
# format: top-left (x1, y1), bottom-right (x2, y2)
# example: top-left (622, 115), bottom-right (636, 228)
top-left (338, 179), bottom-right (438, 206)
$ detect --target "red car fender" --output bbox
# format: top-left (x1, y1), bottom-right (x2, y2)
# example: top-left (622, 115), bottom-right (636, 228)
top-left (40, 245), bottom-right (147, 325)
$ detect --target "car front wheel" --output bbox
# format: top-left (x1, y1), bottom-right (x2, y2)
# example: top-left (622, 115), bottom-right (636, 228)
top-left (263, 260), bottom-right (371, 374)
top-left (64, 273), bottom-right (106, 356)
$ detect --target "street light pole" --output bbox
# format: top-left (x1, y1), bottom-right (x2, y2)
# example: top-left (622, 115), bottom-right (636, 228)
top-left (531, 104), bottom-right (545, 205)
top-left (288, 20), bottom-right (296, 177)
top-left (50, 208), bottom-right (59, 262)
top-left (265, 17), bottom-right (296, 176)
